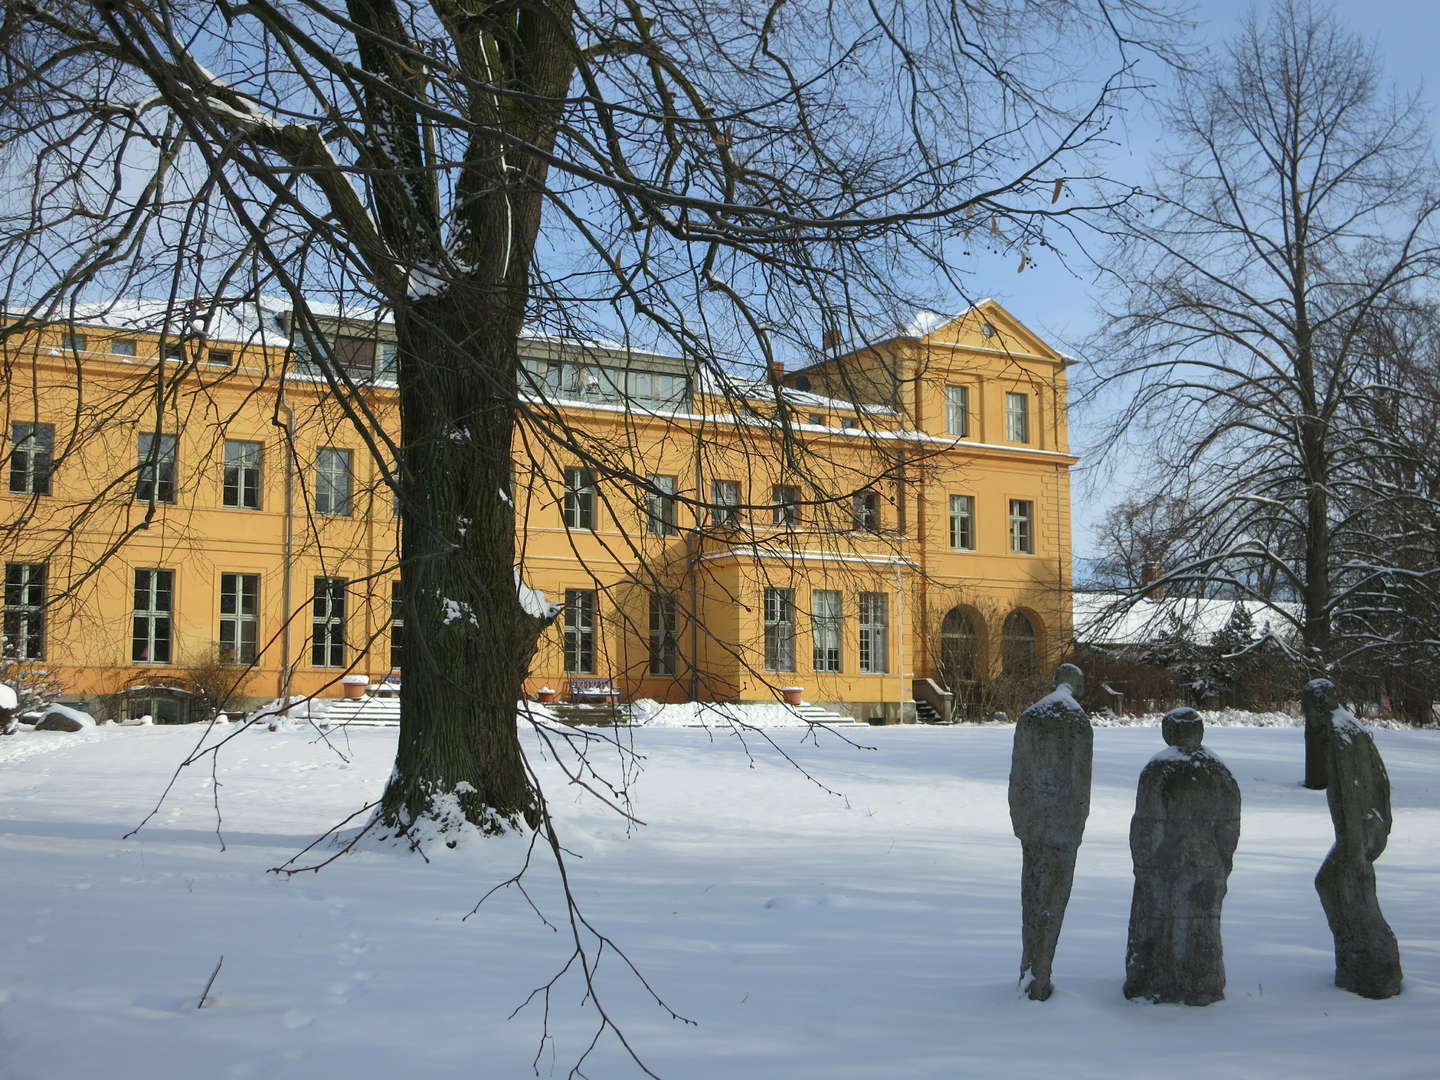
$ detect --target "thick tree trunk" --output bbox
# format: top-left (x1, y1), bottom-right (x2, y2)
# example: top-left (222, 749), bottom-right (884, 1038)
top-left (360, 0), bottom-right (576, 837)
top-left (377, 292), bottom-right (550, 836)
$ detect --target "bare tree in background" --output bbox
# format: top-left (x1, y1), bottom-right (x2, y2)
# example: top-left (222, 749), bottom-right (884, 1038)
top-left (0, 0), bottom-right (1180, 835)
top-left (1088, 0), bottom-right (1440, 769)
top-left (1088, 493), bottom-right (1194, 593)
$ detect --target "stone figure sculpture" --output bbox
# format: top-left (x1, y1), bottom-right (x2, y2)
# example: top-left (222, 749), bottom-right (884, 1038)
top-left (1008, 663), bottom-right (1092, 1001)
top-left (1305, 679), bottom-right (1403, 999)
top-left (1123, 707), bottom-right (1240, 1005)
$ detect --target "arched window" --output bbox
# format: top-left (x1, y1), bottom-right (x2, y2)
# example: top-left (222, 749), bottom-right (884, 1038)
top-left (1001, 610), bottom-right (1038, 677)
top-left (939, 606), bottom-right (982, 686)
top-left (122, 687), bottom-right (193, 725)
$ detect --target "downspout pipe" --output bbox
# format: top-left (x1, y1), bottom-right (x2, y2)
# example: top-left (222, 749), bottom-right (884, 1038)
top-left (278, 388), bottom-right (296, 710)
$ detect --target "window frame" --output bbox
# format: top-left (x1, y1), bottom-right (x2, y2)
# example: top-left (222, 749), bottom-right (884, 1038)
top-left (852, 489), bottom-right (880, 532)
top-left (8, 422), bottom-right (53, 496)
top-left (563, 588), bottom-right (597, 674)
top-left (315, 447), bottom-right (353, 516)
top-left (1008, 498), bottom-right (1035, 554)
top-left (948, 493), bottom-right (976, 551)
top-left (136, 432), bottom-right (178, 504)
top-left (132, 568), bottom-right (174, 664)
top-left (222, 439), bottom-right (263, 510)
top-left (944, 384), bottom-right (970, 437)
top-left (110, 338), bottom-right (137, 357)
top-left (644, 474), bottom-right (677, 537)
top-left (859, 591), bottom-right (889, 674)
top-left (772, 484), bottom-right (800, 526)
top-left (390, 580), bottom-right (403, 671)
top-left (711, 479), bottom-right (741, 527)
top-left (648, 592), bottom-right (679, 676)
top-left (218, 572), bottom-right (259, 665)
top-left (1005, 391), bottom-right (1030, 444)
top-left (763, 586), bottom-right (796, 672)
top-left (811, 589), bottom-right (842, 673)
top-left (311, 576), bottom-right (347, 667)
top-left (563, 466), bottom-right (596, 530)
top-left (3, 561), bottom-right (46, 660)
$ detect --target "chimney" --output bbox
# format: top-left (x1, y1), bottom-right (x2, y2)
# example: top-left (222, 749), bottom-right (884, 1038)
top-left (768, 360), bottom-right (785, 385)
top-left (821, 328), bottom-right (843, 352)
top-left (1140, 561), bottom-right (1165, 601)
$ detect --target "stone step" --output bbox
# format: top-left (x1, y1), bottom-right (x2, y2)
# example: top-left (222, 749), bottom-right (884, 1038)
top-left (787, 703), bottom-right (859, 725)
top-left (315, 697), bottom-right (402, 726)
top-left (913, 699), bottom-right (946, 724)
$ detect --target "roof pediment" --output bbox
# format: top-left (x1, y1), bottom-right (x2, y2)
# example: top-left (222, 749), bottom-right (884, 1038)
top-left (905, 299), bottom-right (1063, 362)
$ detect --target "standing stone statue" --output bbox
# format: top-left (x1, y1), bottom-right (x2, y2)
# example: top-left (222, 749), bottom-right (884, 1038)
top-left (1123, 708), bottom-right (1240, 1005)
top-left (1008, 663), bottom-right (1092, 1001)
top-left (1305, 679), bottom-right (1402, 999)
top-left (1303, 694), bottom-right (1329, 789)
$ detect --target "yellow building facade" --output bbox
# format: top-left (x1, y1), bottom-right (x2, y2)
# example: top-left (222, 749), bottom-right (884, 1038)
top-left (0, 299), bottom-right (1072, 722)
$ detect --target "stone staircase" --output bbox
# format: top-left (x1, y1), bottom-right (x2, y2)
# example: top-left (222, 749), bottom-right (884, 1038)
top-left (787, 702), bottom-right (858, 726)
top-left (315, 695), bottom-right (402, 727)
top-left (913, 699), bottom-right (945, 724)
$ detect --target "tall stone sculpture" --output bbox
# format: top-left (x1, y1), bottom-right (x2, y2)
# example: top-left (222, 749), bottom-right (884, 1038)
top-left (1305, 679), bottom-right (1403, 999)
top-left (1123, 707), bottom-right (1240, 1005)
top-left (1008, 663), bottom-right (1092, 1001)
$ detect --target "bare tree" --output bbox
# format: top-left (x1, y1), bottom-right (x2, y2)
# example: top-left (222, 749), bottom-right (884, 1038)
top-left (1088, 493), bottom-right (1194, 593)
top-left (1088, 0), bottom-right (1440, 772)
top-left (0, 0), bottom-right (1179, 836)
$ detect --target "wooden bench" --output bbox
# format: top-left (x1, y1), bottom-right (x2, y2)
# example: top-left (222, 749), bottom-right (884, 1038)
top-left (568, 677), bottom-right (621, 703)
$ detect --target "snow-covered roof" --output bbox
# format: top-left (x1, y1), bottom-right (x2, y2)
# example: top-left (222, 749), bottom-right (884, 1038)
top-left (50, 297), bottom-right (296, 346)
top-left (693, 365), bottom-right (896, 416)
top-left (1072, 592), bottom-right (1299, 647)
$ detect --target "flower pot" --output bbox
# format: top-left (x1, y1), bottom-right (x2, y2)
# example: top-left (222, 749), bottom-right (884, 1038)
top-left (341, 674), bottom-right (369, 700)
top-left (781, 687), bottom-right (804, 706)
top-left (535, 687), bottom-right (557, 704)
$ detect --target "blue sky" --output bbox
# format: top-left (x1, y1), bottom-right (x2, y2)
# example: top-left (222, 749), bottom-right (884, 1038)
top-left (973, 0), bottom-right (1440, 566)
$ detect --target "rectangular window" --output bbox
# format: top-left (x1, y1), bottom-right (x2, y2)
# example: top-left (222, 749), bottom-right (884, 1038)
top-left (378, 343), bottom-right (398, 379)
top-left (1009, 499), bottom-right (1035, 554)
top-left (948, 494), bottom-right (976, 551)
top-left (945, 385), bottom-right (970, 437)
top-left (852, 490), bottom-right (880, 532)
top-left (311, 577), bottom-right (346, 667)
top-left (223, 440), bottom-right (262, 509)
top-left (207, 349), bottom-right (233, 367)
top-left (132, 568), bottom-right (173, 663)
top-left (162, 343), bottom-right (185, 363)
top-left (111, 339), bottom-right (137, 357)
top-left (59, 332), bottom-right (86, 352)
top-left (3, 562), bottom-right (46, 660)
top-left (859, 592), bottom-right (888, 674)
top-left (8, 422), bottom-right (53, 496)
top-left (563, 466), bottom-right (596, 530)
top-left (315, 448), bottom-right (352, 516)
top-left (1005, 391), bottom-right (1030, 443)
top-left (332, 334), bottom-right (375, 377)
top-left (645, 475), bottom-right (677, 536)
top-left (136, 433), bottom-right (177, 504)
top-left (564, 589), bottom-right (596, 674)
top-left (811, 589), bottom-right (841, 673)
top-left (648, 593), bottom-right (679, 676)
top-left (390, 581), bottom-right (403, 671)
top-left (218, 573), bottom-right (259, 664)
top-left (772, 484), bottom-right (800, 526)
top-left (763, 587), bottom-right (795, 672)
top-left (711, 479), bottom-right (740, 527)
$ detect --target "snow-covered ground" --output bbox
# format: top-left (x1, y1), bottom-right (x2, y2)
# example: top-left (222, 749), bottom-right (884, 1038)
top-left (2, 719), bottom-right (1437, 1079)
